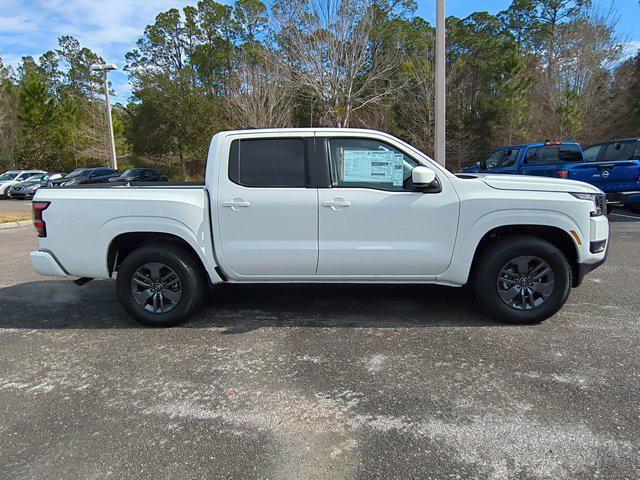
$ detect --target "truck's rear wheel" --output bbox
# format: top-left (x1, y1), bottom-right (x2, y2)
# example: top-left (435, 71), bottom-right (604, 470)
top-left (116, 244), bottom-right (206, 327)
top-left (473, 236), bottom-right (572, 324)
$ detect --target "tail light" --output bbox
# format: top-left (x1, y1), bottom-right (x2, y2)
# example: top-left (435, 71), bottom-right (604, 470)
top-left (32, 201), bottom-right (50, 237)
top-left (556, 170), bottom-right (569, 179)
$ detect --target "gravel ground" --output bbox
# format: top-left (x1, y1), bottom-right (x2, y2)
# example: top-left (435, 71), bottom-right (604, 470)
top-left (0, 211), bottom-right (639, 480)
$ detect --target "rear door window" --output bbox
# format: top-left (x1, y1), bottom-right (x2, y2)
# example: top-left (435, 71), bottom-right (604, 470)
top-left (601, 141), bottom-right (634, 161)
top-left (229, 138), bottom-right (306, 187)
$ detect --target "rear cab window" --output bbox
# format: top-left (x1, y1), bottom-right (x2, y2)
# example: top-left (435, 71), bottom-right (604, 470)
top-left (524, 144), bottom-right (583, 165)
top-left (229, 138), bottom-right (307, 187)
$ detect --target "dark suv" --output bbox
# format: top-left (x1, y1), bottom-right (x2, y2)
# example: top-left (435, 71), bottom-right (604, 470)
top-left (108, 168), bottom-right (168, 183)
top-left (53, 167), bottom-right (119, 186)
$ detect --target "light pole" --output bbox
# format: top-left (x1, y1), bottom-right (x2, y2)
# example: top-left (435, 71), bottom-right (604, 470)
top-left (435, 0), bottom-right (446, 167)
top-left (90, 63), bottom-right (118, 170)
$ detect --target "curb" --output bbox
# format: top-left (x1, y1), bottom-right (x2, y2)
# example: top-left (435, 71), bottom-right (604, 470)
top-left (0, 220), bottom-right (32, 230)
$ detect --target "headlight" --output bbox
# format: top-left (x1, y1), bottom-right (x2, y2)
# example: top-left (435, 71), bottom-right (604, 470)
top-left (26, 184), bottom-right (41, 190)
top-left (571, 193), bottom-right (606, 217)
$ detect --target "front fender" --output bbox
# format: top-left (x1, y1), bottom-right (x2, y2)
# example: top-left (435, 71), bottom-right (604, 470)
top-left (436, 209), bottom-right (583, 286)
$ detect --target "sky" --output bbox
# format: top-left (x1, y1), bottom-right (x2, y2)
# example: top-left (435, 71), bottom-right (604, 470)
top-left (1, 0), bottom-right (639, 103)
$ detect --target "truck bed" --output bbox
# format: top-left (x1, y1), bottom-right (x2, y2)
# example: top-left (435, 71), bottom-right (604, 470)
top-left (33, 185), bottom-right (216, 280)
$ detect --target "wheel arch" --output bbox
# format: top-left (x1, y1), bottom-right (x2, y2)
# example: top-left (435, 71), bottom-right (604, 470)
top-left (102, 218), bottom-right (223, 285)
top-left (469, 225), bottom-right (580, 287)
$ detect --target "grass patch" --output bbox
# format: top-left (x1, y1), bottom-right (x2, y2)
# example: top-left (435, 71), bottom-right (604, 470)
top-left (0, 213), bottom-right (32, 223)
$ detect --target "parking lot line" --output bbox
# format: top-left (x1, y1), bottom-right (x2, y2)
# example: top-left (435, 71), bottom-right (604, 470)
top-left (610, 212), bottom-right (640, 220)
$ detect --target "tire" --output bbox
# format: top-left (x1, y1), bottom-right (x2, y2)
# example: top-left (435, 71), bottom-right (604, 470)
top-left (473, 235), bottom-right (572, 325)
top-left (116, 243), bottom-right (206, 327)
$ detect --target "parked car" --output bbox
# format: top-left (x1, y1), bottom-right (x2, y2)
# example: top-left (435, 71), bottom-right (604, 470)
top-left (8, 173), bottom-right (66, 199)
top-left (582, 138), bottom-right (640, 213)
top-left (108, 168), bottom-right (168, 183)
top-left (30, 128), bottom-right (609, 327)
top-left (462, 141), bottom-right (640, 211)
top-left (0, 170), bottom-right (47, 198)
top-left (54, 167), bottom-right (119, 186)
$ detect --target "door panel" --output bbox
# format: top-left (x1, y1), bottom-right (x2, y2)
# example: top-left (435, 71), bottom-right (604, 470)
top-left (317, 136), bottom-right (459, 277)
top-left (218, 186), bottom-right (318, 276)
top-left (318, 188), bottom-right (459, 275)
top-left (216, 135), bottom-right (318, 277)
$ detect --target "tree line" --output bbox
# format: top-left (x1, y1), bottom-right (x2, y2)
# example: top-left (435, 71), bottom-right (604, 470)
top-left (1, 0), bottom-right (639, 176)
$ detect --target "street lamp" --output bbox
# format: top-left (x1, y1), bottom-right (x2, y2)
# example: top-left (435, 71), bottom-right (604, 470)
top-left (90, 63), bottom-right (118, 170)
top-left (435, 0), bottom-right (446, 167)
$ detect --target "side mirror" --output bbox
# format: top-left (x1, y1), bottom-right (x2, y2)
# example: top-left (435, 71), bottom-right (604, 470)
top-left (412, 166), bottom-right (436, 186)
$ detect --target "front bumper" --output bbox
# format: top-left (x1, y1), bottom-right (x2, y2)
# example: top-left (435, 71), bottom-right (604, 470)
top-left (606, 191), bottom-right (640, 206)
top-left (573, 215), bottom-right (610, 287)
top-left (9, 191), bottom-right (35, 198)
top-left (30, 251), bottom-right (68, 277)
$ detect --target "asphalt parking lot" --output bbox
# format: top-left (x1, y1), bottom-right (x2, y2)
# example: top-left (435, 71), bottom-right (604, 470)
top-left (0, 210), bottom-right (639, 479)
top-left (0, 199), bottom-right (32, 214)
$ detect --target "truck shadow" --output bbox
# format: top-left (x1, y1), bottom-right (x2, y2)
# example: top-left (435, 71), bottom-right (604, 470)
top-left (0, 279), bottom-right (500, 330)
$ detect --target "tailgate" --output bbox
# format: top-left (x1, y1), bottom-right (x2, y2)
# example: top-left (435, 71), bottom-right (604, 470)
top-left (567, 161), bottom-right (640, 193)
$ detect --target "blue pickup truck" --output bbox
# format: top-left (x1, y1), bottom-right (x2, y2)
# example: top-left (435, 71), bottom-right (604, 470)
top-left (462, 140), bottom-right (640, 212)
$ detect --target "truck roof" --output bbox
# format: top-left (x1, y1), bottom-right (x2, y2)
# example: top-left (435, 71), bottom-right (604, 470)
top-left (215, 127), bottom-right (396, 136)
top-left (499, 141), bottom-right (581, 149)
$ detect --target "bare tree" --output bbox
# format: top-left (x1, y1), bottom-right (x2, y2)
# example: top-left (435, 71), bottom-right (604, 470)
top-left (0, 58), bottom-right (19, 169)
top-left (272, 0), bottom-right (399, 127)
top-left (226, 50), bottom-right (295, 128)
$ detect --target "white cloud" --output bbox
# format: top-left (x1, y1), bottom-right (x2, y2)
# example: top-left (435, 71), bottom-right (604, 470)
top-left (622, 40), bottom-right (640, 60)
top-left (0, 0), bottom-right (207, 101)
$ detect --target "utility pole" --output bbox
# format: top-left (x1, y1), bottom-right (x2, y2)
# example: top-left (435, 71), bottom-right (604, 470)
top-left (435, 0), bottom-right (446, 167)
top-left (90, 63), bottom-right (118, 170)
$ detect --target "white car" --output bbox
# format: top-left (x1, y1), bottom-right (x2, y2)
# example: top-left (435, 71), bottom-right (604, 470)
top-left (0, 170), bottom-right (47, 198)
top-left (29, 128), bottom-right (609, 326)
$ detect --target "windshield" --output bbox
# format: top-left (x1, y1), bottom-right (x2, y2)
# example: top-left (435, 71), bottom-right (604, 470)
top-left (121, 169), bottom-right (144, 178)
top-left (24, 173), bottom-right (46, 182)
top-left (0, 172), bottom-right (18, 181)
top-left (66, 169), bottom-right (89, 178)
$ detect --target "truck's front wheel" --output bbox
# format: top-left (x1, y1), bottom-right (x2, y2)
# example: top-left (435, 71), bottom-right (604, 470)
top-left (473, 236), bottom-right (572, 324)
top-left (116, 244), bottom-right (206, 327)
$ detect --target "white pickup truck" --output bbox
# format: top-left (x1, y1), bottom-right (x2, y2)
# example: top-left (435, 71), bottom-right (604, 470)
top-left (30, 128), bottom-right (609, 326)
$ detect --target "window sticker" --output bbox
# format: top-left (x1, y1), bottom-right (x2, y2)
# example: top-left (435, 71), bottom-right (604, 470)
top-left (343, 150), bottom-right (404, 186)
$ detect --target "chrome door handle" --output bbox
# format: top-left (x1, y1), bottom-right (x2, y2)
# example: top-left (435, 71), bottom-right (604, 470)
top-left (321, 198), bottom-right (351, 209)
top-left (222, 199), bottom-right (251, 210)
